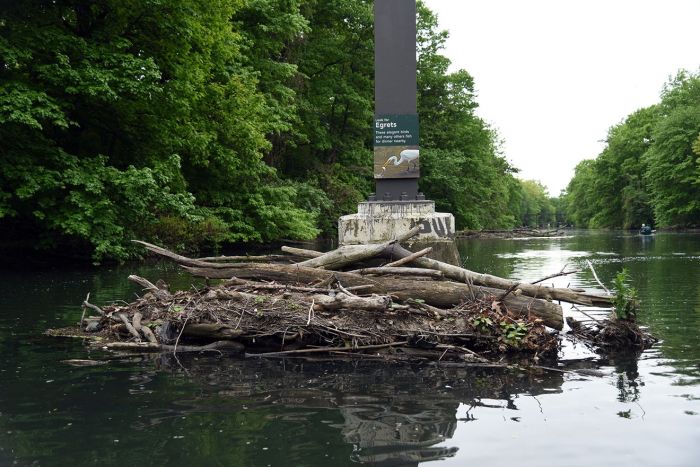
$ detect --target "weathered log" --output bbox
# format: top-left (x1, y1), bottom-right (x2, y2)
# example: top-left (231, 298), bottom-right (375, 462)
top-left (132, 240), bottom-right (244, 269)
top-left (129, 275), bottom-right (171, 300)
top-left (382, 279), bottom-right (563, 330)
top-left (133, 238), bottom-right (607, 307)
top-left (296, 225), bottom-right (421, 270)
top-left (117, 312), bottom-right (141, 341)
top-left (280, 246), bottom-right (323, 258)
top-left (383, 243), bottom-right (613, 307)
top-left (383, 247), bottom-right (432, 267)
top-left (131, 312), bottom-right (158, 343)
top-left (181, 263), bottom-right (563, 329)
top-left (348, 267), bottom-right (443, 279)
top-left (312, 293), bottom-right (391, 312)
top-left (104, 340), bottom-right (244, 353)
top-left (183, 263), bottom-right (379, 289)
top-left (196, 254), bottom-right (297, 262)
top-left (181, 323), bottom-right (244, 340)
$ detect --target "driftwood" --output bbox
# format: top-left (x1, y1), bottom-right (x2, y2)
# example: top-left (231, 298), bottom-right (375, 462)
top-left (384, 247), bottom-right (432, 267)
top-left (105, 340), bottom-right (244, 353)
top-left (280, 246), bottom-right (324, 258)
top-left (46, 227), bottom-right (654, 366)
top-left (179, 262), bottom-right (563, 329)
top-left (296, 225), bottom-right (421, 270)
top-left (348, 267), bottom-right (443, 279)
top-left (312, 293), bottom-right (391, 312)
top-left (52, 229), bottom-right (633, 364)
top-left (132, 312), bottom-right (158, 343)
top-left (382, 243), bottom-right (612, 307)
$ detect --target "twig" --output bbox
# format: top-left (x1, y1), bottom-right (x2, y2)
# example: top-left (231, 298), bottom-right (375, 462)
top-left (530, 266), bottom-right (580, 285)
top-left (586, 260), bottom-right (611, 295)
top-left (498, 283), bottom-right (521, 301)
top-left (573, 307), bottom-right (603, 322)
top-left (246, 340), bottom-right (408, 357)
top-left (80, 293), bottom-right (90, 328)
top-left (82, 295), bottom-right (105, 316)
top-left (306, 299), bottom-right (315, 325)
top-left (335, 280), bottom-right (356, 297)
top-left (384, 247), bottom-right (432, 267)
top-left (434, 344), bottom-right (489, 363)
top-left (173, 315), bottom-right (190, 355)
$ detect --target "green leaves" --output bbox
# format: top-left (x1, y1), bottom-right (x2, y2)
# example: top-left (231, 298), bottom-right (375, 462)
top-left (564, 71), bottom-right (700, 229)
top-left (612, 269), bottom-right (639, 322)
top-left (416, 2), bottom-right (520, 230)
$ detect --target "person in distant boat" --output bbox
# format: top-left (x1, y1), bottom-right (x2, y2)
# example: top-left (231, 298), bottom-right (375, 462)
top-left (640, 223), bottom-right (652, 235)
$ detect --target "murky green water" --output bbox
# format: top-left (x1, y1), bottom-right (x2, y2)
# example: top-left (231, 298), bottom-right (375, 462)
top-left (1, 231), bottom-right (699, 466)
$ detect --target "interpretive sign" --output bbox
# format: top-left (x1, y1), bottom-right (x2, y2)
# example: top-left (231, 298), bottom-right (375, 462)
top-left (374, 0), bottom-right (420, 197)
top-left (374, 114), bottom-right (419, 179)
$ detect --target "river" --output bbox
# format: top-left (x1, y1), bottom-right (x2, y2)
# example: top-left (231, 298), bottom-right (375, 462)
top-left (1, 231), bottom-right (698, 466)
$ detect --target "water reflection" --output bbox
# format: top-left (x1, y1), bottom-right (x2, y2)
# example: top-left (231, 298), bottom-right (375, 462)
top-left (2, 232), bottom-right (700, 466)
top-left (148, 355), bottom-right (565, 466)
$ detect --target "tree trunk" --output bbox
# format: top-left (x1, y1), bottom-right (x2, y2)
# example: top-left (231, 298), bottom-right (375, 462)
top-left (181, 263), bottom-right (563, 329)
top-left (383, 243), bottom-right (612, 307)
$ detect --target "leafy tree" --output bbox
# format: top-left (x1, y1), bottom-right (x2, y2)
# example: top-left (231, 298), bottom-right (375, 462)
top-left (416, 3), bottom-right (518, 230)
top-left (644, 71), bottom-right (700, 227)
top-left (518, 180), bottom-right (554, 227)
top-left (0, 0), bottom-right (319, 261)
top-left (563, 159), bottom-right (599, 227)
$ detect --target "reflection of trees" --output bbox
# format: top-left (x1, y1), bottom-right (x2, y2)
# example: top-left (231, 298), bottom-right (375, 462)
top-left (455, 238), bottom-right (517, 279)
top-left (155, 356), bottom-right (565, 466)
top-left (605, 351), bottom-right (642, 403)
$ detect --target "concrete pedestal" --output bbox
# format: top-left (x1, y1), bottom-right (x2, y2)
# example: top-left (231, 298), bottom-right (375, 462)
top-left (338, 200), bottom-right (455, 245)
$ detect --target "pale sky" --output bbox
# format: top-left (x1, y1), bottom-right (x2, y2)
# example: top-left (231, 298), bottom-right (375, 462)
top-left (422, 0), bottom-right (700, 195)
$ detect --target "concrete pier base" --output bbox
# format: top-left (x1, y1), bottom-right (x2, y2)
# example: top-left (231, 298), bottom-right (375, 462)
top-left (338, 201), bottom-right (455, 245)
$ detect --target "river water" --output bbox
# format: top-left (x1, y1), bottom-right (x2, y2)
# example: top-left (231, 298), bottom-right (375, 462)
top-left (1, 231), bottom-right (698, 466)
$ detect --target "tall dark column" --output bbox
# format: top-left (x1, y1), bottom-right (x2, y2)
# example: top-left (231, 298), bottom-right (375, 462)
top-left (373, 0), bottom-right (421, 201)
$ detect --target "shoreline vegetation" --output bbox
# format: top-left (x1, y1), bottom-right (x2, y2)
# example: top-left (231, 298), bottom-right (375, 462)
top-left (47, 226), bottom-right (655, 364)
top-left (3, 1), bottom-right (697, 263)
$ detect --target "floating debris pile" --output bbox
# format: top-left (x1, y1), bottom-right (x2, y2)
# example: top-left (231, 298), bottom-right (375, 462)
top-left (47, 226), bottom-right (654, 362)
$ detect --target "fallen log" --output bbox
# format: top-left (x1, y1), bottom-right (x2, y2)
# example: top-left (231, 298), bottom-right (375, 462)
top-left (182, 323), bottom-right (244, 340)
top-left (181, 263), bottom-right (563, 329)
top-left (382, 279), bottom-right (563, 330)
top-left (383, 243), bottom-right (612, 307)
top-left (296, 225), bottom-right (421, 270)
top-left (136, 238), bottom-right (606, 308)
top-left (348, 267), bottom-right (443, 279)
top-left (280, 246), bottom-right (323, 258)
top-left (103, 340), bottom-right (244, 353)
top-left (312, 293), bottom-right (391, 312)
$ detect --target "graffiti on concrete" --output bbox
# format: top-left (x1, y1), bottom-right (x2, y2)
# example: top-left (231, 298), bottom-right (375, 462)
top-left (411, 217), bottom-right (452, 238)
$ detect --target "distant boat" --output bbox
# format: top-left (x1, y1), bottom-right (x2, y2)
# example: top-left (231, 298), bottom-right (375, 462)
top-left (639, 225), bottom-right (654, 235)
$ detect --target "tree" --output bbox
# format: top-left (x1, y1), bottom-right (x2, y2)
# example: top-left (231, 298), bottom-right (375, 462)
top-left (0, 0), bottom-right (319, 261)
top-left (416, 2), bottom-right (518, 230)
top-left (644, 71), bottom-right (700, 227)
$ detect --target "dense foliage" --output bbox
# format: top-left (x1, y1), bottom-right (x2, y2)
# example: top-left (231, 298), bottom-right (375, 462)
top-left (1, 0), bottom-right (548, 261)
top-left (563, 71), bottom-right (700, 229)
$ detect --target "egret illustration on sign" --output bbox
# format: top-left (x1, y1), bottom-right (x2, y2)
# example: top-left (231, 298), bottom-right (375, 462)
top-left (383, 149), bottom-right (419, 171)
top-left (374, 146), bottom-right (419, 178)
top-left (374, 114), bottom-right (419, 179)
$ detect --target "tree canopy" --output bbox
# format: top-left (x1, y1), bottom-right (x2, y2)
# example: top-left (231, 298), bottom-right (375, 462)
top-left (562, 71), bottom-right (700, 229)
top-left (1, 0), bottom-right (555, 261)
